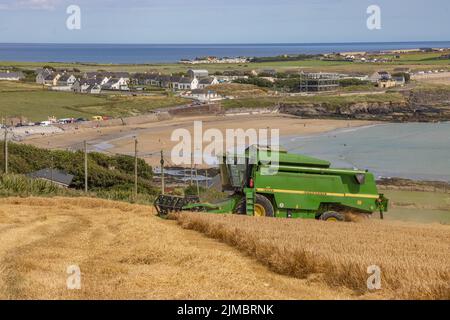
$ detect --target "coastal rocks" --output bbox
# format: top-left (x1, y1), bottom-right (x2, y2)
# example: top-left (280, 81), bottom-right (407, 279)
top-left (279, 100), bottom-right (450, 122)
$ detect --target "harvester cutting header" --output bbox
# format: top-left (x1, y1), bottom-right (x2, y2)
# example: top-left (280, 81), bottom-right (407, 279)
top-left (154, 146), bottom-right (388, 221)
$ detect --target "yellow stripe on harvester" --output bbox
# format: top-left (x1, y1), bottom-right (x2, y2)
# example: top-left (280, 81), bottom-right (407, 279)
top-left (255, 188), bottom-right (380, 199)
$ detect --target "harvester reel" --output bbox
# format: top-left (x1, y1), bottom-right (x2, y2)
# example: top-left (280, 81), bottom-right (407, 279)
top-left (154, 195), bottom-right (200, 217)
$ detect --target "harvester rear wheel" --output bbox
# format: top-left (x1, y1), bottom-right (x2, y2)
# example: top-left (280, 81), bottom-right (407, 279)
top-left (320, 211), bottom-right (345, 222)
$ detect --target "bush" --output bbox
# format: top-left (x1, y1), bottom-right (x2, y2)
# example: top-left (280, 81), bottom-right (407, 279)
top-left (0, 143), bottom-right (157, 195)
top-left (392, 72), bottom-right (411, 83)
top-left (233, 77), bottom-right (274, 88)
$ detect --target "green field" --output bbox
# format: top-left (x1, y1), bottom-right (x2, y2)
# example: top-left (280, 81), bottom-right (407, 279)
top-left (0, 82), bottom-right (188, 122)
top-left (221, 92), bottom-right (406, 110)
top-left (1, 50), bottom-right (449, 75)
top-left (383, 189), bottom-right (450, 224)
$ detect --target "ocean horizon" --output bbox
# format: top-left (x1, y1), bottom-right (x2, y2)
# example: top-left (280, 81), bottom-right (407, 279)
top-left (0, 41), bottom-right (449, 64)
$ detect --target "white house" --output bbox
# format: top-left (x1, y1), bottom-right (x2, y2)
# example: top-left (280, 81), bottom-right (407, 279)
top-left (172, 77), bottom-right (198, 90)
top-left (0, 71), bottom-right (24, 81)
top-left (57, 74), bottom-right (77, 86)
top-left (190, 89), bottom-right (222, 102)
top-left (89, 84), bottom-right (102, 94)
top-left (102, 77), bottom-right (111, 85)
top-left (35, 69), bottom-right (53, 84)
top-left (197, 77), bottom-right (219, 89)
top-left (44, 73), bottom-right (61, 86)
top-left (102, 77), bottom-right (129, 91)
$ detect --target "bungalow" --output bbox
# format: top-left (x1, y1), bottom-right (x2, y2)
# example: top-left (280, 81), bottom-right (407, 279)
top-left (27, 168), bottom-right (74, 188)
top-left (190, 89), bottom-right (222, 102)
top-left (172, 77), bottom-right (198, 90)
top-left (132, 73), bottom-right (160, 85)
top-left (0, 71), bottom-right (25, 81)
top-left (197, 77), bottom-right (219, 89)
top-left (159, 75), bottom-right (174, 88)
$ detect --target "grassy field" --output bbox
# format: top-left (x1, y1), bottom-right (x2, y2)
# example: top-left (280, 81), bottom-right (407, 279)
top-left (383, 189), bottom-right (450, 224)
top-left (221, 92), bottom-right (406, 110)
top-left (1, 50), bottom-right (449, 75)
top-left (0, 81), bottom-right (43, 92)
top-left (175, 212), bottom-right (450, 300)
top-left (0, 82), bottom-right (188, 121)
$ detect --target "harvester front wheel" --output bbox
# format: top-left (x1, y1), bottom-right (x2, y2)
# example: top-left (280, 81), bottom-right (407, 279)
top-left (320, 211), bottom-right (345, 222)
top-left (232, 194), bottom-right (275, 217)
top-left (254, 194), bottom-right (275, 217)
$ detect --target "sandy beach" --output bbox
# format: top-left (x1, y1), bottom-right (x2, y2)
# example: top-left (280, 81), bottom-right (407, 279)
top-left (21, 114), bottom-right (375, 167)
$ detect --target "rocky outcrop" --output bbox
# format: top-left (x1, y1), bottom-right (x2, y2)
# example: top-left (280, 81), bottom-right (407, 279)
top-left (280, 90), bottom-right (450, 122)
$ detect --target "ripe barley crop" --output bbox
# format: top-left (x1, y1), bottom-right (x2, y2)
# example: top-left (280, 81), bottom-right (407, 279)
top-left (174, 213), bottom-right (450, 300)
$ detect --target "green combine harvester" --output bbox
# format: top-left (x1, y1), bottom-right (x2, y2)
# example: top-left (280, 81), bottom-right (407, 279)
top-left (154, 147), bottom-right (388, 221)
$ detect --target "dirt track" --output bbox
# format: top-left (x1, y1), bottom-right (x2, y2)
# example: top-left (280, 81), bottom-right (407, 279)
top-left (0, 197), bottom-right (353, 300)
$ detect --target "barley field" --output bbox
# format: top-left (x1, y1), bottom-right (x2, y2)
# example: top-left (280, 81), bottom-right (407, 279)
top-left (0, 197), bottom-right (352, 300)
top-left (0, 196), bottom-right (448, 300)
top-left (174, 213), bottom-right (450, 300)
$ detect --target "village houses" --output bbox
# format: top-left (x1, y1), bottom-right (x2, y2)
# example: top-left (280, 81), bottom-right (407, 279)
top-left (0, 71), bottom-right (25, 81)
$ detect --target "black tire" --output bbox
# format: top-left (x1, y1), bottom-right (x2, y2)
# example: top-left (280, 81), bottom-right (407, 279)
top-left (233, 197), bottom-right (246, 215)
top-left (233, 194), bottom-right (275, 217)
top-left (255, 194), bottom-right (275, 217)
top-left (320, 211), bottom-right (345, 222)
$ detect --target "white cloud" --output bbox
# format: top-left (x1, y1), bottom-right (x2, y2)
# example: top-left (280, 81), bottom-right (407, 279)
top-left (0, 0), bottom-right (61, 10)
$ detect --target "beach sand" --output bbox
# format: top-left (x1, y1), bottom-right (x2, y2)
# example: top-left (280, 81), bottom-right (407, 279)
top-left (22, 114), bottom-right (375, 166)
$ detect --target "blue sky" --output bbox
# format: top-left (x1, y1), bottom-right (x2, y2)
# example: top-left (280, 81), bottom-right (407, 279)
top-left (0, 0), bottom-right (449, 43)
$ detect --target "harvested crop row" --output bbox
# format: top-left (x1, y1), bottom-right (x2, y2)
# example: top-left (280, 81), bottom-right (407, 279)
top-left (0, 197), bottom-right (353, 299)
top-left (174, 213), bottom-right (450, 300)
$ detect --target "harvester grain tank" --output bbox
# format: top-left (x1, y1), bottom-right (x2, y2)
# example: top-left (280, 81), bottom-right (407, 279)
top-left (154, 147), bottom-right (388, 221)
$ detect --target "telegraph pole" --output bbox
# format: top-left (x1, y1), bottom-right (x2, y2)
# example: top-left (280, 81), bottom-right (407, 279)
top-left (195, 167), bottom-right (200, 197)
top-left (190, 152), bottom-right (194, 186)
top-left (160, 150), bottom-right (165, 195)
top-left (84, 141), bottom-right (88, 193)
top-left (4, 127), bottom-right (8, 174)
top-left (134, 139), bottom-right (138, 200)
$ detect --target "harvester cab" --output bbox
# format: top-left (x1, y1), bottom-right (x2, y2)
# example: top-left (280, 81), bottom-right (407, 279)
top-left (154, 146), bottom-right (389, 221)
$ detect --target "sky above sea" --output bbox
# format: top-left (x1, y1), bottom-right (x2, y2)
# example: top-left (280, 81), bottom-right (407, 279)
top-left (0, 0), bottom-right (449, 44)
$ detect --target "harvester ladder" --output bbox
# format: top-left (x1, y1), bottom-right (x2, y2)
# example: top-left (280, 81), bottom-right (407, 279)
top-left (245, 189), bottom-right (255, 216)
